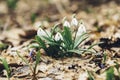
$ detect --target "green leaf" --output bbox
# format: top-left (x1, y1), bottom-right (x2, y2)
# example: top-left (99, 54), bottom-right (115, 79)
top-left (42, 36), bottom-right (54, 44)
top-left (42, 36), bottom-right (62, 47)
top-left (106, 67), bottom-right (115, 80)
top-left (62, 27), bottom-right (73, 49)
top-left (67, 49), bottom-right (94, 54)
top-left (50, 24), bottom-right (59, 37)
top-left (16, 52), bottom-right (29, 66)
top-left (7, 0), bottom-right (18, 9)
top-left (114, 62), bottom-right (120, 79)
top-left (16, 51), bottom-right (34, 73)
top-left (33, 51), bottom-right (40, 76)
top-left (35, 36), bottom-right (46, 49)
top-left (115, 62), bottom-right (119, 70)
top-left (103, 52), bottom-right (107, 63)
top-left (31, 13), bottom-right (37, 23)
top-left (35, 51), bottom-right (41, 65)
top-left (0, 58), bottom-right (11, 79)
top-left (87, 70), bottom-right (94, 80)
top-left (82, 42), bottom-right (102, 54)
top-left (67, 49), bottom-right (84, 54)
top-left (89, 42), bottom-right (102, 49)
top-left (29, 44), bottom-right (40, 49)
top-left (0, 43), bottom-right (8, 50)
top-left (74, 32), bottom-right (88, 49)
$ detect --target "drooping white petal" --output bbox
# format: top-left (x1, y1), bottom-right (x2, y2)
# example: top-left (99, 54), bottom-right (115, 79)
top-left (71, 17), bottom-right (78, 26)
top-left (54, 32), bottom-right (63, 41)
top-left (76, 21), bottom-right (86, 36)
top-left (37, 28), bottom-right (47, 37)
top-left (63, 20), bottom-right (70, 28)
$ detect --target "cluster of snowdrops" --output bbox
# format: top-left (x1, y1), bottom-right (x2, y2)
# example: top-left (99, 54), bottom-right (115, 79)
top-left (35, 15), bottom-right (96, 58)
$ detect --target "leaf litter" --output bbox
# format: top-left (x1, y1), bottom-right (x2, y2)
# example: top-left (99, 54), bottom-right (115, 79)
top-left (0, 0), bottom-right (120, 80)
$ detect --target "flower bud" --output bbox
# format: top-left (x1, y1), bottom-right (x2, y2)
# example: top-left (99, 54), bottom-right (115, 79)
top-left (54, 32), bottom-right (63, 41)
top-left (63, 20), bottom-right (70, 28)
top-left (76, 21), bottom-right (86, 36)
top-left (71, 17), bottom-right (78, 27)
top-left (37, 28), bottom-right (47, 37)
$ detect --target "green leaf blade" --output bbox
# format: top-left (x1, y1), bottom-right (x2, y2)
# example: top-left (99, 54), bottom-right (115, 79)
top-left (62, 27), bottom-right (73, 49)
top-left (35, 36), bottom-right (46, 49)
top-left (0, 58), bottom-right (11, 78)
top-left (74, 32), bottom-right (88, 49)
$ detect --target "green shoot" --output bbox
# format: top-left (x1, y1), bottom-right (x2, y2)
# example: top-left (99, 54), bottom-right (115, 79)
top-left (106, 67), bottom-right (115, 80)
top-left (32, 51), bottom-right (40, 80)
top-left (87, 70), bottom-right (94, 80)
top-left (103, 52), bottom-right (107, 64)
top-left (0, 57), bottom-right (11, 80)
top-left (6, 0), bottom-right (18, 10)
top-left (31, 13), bottom-right (37, 23)
top-left (114, 62), bottom-right (120, 79)
top-left (16, 51), bottom-right (40, 80)
top-left (0, 43), bottom-right (8, 51)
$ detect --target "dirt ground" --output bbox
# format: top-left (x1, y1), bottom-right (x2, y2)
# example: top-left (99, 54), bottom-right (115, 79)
top-left (0, 0), bottom-right (120, 80)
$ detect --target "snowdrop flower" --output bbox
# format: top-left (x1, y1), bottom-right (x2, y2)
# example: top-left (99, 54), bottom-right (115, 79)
top-left (63, 20), bottom-right (70, 28)
top-left (76, 21), bottom-right (86, 36)
top-left (71, 17), bottom-right (78, 27)
top-left (54, 32), bottom-right (63, 41)
top-left (37, 28), bottom-right (47, 37)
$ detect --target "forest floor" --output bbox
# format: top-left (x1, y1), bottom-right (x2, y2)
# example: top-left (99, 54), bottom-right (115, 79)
top-left (0, 0), bottom-right (120, 80)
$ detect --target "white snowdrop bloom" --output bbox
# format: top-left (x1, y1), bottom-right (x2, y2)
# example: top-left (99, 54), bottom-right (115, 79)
top-left (63, 20), bottom-right (70, 28)
top-left (76, 21), bottom-right (86, 36)
top-left (37, 28), bottom-right (47, 37)
top-left (54, 32), bottom-right (63, 41)
top-left (71, 17), bottom-right (78, 26)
